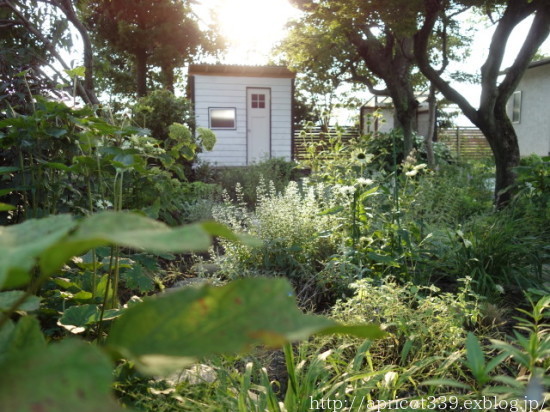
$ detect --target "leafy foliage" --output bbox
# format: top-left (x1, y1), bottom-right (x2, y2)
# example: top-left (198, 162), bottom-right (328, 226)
top-left (0, 212), bottom-right (382, 409)
top-left (133, 90), bottom-right (194, 140)
top-left (83, 0), bottom-right (221, 95)
top-left (0, 98), bottom-right (216, 225)
top-left (212, 179), bottom-right (339, 305)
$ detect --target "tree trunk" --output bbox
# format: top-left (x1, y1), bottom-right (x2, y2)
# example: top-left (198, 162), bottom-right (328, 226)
top-left (55, 0), bottom-right (99, 105)
top-left (414, 0), bottom-right (550, 208)
top-left (424, 82), bottom-right (437, 168)
top-left (388, 81), bottom-right (418, 158)
top-left (162, 64), bottom-right (175, 93)
top-left (477, 110), bottom-right (521, 207)
top-left (135, 49), bottom-right (148, 97)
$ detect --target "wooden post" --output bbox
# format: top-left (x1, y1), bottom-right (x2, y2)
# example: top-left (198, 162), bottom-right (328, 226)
top-left (456, 127), bottom-right (460, 161)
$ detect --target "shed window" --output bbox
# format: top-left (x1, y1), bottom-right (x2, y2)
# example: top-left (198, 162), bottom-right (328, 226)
top-left (511, 91), bottom-right (522, 123)
top-left (251, 93), bottom-right (266, 109)
top-left (209, 108), bottom-right (236, 129)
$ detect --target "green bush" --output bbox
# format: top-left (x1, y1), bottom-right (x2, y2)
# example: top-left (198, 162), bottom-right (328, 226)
top-left (211, 179), bottom-right (339, 305)
top-left (132, 90), bottom-right (194, 140)
top-left (407, 162), bottom-right (494, 226)
top-left (201, 157), bottom-right (298, 207)
top-left (437, 210), bottom-right (549, 298)
top-left (332, 277), bottom-right (480, 366)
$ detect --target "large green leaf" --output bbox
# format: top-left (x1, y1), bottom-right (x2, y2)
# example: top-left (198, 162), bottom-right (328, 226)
top-left (57, 304), bottom-right (122, 334)
top-left (0, 291), bottom-right (41, 312)
top-left (0, 339), bottom-right (124, 412)
top-left (40, 211), bottom-right (212, 276)
top-left (0, 214), bottom-right (77, 289)
top-left (0, 316), bottom-right (46, 363)
top-left (107, 277), bottom-right (384, 375)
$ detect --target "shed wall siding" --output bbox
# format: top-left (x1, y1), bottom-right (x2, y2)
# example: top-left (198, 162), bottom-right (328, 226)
top-left (509, 64), bottom-right (550, 157)
top-left (193, 74), bottom-right (292, 166)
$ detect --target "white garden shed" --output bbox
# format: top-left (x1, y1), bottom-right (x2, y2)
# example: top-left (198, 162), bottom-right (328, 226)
top-left (188, 64), bottom-right (295, 166)
top-left (507, 58), bottom-right (550, 157)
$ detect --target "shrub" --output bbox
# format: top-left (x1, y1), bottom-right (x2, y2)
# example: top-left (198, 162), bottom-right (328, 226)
top-left (132, 90), bottom-right (194, 140)
top-left (332, 277), bottom-right (481, 366)
top-left (203, 157), bottom-right (298, 207)
top-left (211, 179), bottom-right (339, 305)
top-left (406, 162), bottom-right (494, 226)
top-left (437, 209), bottom-right (549, 298)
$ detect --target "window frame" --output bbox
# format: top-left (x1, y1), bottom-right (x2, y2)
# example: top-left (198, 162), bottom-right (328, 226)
top-left (511, 90), bottom-right (522, 124)
top-left (208, 107), bottom-right (237, 130)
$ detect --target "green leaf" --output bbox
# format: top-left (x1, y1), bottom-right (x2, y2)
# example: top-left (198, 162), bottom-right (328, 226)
top-left (44, 128), bottom-right (68, 138)
top-left (72, 290), bottom-right (93, 302)
top-left (465, 332), bottom-right (486, 379)
top-left (492, 375), bottom-right (524, 388)
top-left (0, 291), bottom-right (41, 312)
top-left (0, 317), bottom-right (46, 363)
top-left (0, 188), bottom-right (27, 197)
top-left (121, 264), bottom-right (154, 293)
top-left (0, 214), bottom-right (77, 289)
top-left (0, 203), bottom-right (16, 212)
top-left (58, 305), bottom-right (122, 334)
top-left (40, 212), bottom-right (212, 276)
top-left (422, 378), bottom-right (470, 390)
top-left (0, 339), bottom-right (124, 412)
top-left (107, 277), bottom-right (383, 375)
top-left (319, 206), bottom-right (345, 215)
top-left (367, 252), bottom-right (399, 266)
top-left (0, 166), bottom-right (19, 174)
top-left (42, 161), bottom-right (75, 172)
top-left (317, 324), bottom-right (386, 339)
top-left (58, 305), bottom-right (99, 334)
top-left (200, 221), bottom-right (261, 247)
top-left (65, 66), bottom-right (86, 79)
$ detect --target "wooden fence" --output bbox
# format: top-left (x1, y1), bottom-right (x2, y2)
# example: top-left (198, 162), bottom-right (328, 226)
top-left (293, 126), bottom-right (359, 161)
top-left (438, 127), bottom-right (493, 160)
top-left (292, 126), bottom-right (493, 161)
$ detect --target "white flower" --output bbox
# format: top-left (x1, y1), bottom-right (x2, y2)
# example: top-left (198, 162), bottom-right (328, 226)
top-left (382, 371), bottom-right (398, 388)
top-left (338, 185), bottom-right (356, 197)
top-left (95, 199), bottom-right (113, 210)
top-left (413, 163), bottom-right (428, 171)
top-left (405, 170), bottom-right (418, 177)
top-left (352, 150), bottom-right (373, 165)
top-left (356, 177), bottom-right (374, 188)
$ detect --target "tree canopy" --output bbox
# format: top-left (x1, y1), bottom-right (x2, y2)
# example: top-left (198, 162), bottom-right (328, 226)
top-left (415, 0), bottom-right (550, 205)
top-left (83, 0), bottom-right (222, 97)
top-left (282, 0), bottom-right (466, 156)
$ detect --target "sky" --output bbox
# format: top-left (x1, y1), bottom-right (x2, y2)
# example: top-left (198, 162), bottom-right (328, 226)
top-left (196, 0), bottom-right (550, 125)
top-left (194, 0), bottom-right (300, 65)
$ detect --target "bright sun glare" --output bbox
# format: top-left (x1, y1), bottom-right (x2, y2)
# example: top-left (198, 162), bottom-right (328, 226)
top-left (210, 0), bottom-right (298, 64)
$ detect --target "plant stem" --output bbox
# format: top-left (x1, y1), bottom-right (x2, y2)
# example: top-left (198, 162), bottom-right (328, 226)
top-left (96, 247), bottom-right (115, 341)
top-left (18, 148), bottom-right (29, 220)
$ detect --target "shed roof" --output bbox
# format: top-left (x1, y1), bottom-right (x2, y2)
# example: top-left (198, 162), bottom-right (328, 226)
top-left (527, 57), bottom-right (550, 69)
top-left (188, 64), bottom-right (295, 78)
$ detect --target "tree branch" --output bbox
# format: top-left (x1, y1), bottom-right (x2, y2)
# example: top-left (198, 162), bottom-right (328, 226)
top-left (415, 0), bottom-right (479, 125)
top-left (497, 1), bottom-right (550, 103)
top-left (5, 0), bottom-right (95, 105)
top-left (346, 63), bottom-right (390, 96)
top-left (479, 0), bottom-right (536, 120)
top-left (38, 0), bottom-right (99, 104)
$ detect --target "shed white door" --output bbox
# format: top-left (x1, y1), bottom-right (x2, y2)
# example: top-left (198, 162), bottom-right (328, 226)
top-left (247, 88), bottom-right (271, 164)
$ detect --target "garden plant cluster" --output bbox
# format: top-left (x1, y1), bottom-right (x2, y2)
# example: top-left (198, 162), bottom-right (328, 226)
top-left (0, 95), bottom-right (549, 411)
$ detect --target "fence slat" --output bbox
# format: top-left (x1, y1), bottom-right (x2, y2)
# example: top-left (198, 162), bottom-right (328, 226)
top-left (293, 127), bottom-right (359, 161)
top-left (293, 126), bottom-right (493, 161)
top-left (438, 127), bottom-right (492, 159)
